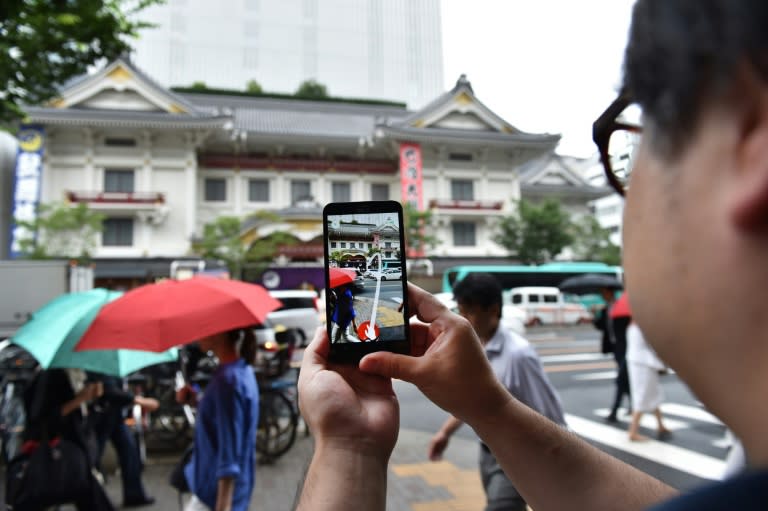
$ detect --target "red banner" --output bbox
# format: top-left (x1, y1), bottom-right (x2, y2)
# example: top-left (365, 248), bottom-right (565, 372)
top-left (399, 143), bottom-right (423, 211)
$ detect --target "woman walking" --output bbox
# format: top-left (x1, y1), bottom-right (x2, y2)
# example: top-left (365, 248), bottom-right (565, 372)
top-left (626, 322), bottom-right (671, 441)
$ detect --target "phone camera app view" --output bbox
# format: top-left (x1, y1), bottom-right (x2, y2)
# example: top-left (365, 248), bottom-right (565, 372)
top-left (326, 211), bottom-right (406, 344)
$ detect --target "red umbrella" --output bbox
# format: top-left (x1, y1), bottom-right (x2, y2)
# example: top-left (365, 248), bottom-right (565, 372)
top-left (75, 277), bottom-right (282, 353)
top-left (610, 293), bottom-right (631, 318)
top-left (329, 267), bottom-right (356, 288)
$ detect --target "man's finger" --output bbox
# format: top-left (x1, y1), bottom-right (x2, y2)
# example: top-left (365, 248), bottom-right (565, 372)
top-left (359, 350), bottom-right (420, 383)
top-left (407, 283), bottom-right (450, 324)
top-left (301, 327), bottom-right (330, 375)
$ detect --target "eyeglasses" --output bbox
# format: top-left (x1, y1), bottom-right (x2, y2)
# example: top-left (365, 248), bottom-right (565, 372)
top-left (592, 92), bottom-right (643, 196)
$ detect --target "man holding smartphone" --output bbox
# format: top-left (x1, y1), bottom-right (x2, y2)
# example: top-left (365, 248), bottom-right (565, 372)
top-left (429, 273), bottom-right (565, 511)
top-left (297, 1), bottom-right (768, 510)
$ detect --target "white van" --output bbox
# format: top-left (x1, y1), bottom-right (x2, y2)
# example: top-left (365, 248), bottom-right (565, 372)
top-left (507, 286), bottom-right (591, 326)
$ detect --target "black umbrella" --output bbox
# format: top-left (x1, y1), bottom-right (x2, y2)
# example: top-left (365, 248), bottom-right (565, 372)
top-left (558, 273), bottom-right (623, 295)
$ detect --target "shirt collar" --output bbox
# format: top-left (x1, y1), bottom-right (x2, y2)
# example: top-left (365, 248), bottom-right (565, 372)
top-left (484, 326), bottom-right (505, 355)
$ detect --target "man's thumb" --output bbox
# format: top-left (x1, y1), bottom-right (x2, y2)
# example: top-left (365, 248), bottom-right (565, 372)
top-left (359, 351), bottom-right (418, 382)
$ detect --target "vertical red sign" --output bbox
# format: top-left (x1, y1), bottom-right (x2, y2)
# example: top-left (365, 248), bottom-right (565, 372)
top-left (399, 142), bottom-right (423, 210)
top-left (400, 142), bottom-right (424, 258)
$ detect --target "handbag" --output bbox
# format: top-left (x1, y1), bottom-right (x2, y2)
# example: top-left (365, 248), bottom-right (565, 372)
top-left (169, 444), bottom-right (194, 493)
top-left (5, 371), bottom-right (93, 510)
top-left (5, 437), bottom-right (92, 510)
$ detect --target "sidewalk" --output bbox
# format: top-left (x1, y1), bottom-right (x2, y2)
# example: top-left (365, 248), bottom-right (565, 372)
top-left (105, 427), bottom-right (484, 510)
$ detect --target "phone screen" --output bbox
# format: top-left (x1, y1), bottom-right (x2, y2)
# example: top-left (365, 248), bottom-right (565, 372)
top-left (323, 201), bottom-right (410, 363)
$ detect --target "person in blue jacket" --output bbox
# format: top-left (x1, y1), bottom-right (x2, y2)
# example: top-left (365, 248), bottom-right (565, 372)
top-left (178, 327), bottom-right (259, 511)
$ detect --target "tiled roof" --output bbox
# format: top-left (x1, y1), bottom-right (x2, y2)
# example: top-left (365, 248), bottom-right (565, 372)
top-left (180, 93), bottom-right (410, 139)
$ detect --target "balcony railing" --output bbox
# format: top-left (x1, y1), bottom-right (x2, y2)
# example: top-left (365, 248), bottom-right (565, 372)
top-left (429, 199), bottom-right (503, 210)
top-left (66, 191), bottom-right (165, 204)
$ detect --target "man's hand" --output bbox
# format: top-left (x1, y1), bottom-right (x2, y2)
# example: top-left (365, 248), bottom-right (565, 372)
top-left (359, 283), bottom-right (510, 426)
top-left (296, 328), bottom-right (398, 511)
top-left (428, 431), bottom-right (449, 461)
top-left (135, 396), bottom-right (160, 412)
top-left (298, 327), bottom-right (399, 458)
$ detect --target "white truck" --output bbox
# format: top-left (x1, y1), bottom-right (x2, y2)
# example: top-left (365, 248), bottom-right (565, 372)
top-left (0, 260), bottom-right (94, 339)
top-left (507, 286), bottom-right (592, 326)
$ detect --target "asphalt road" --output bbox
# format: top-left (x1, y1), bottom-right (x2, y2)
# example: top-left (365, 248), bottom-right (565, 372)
top-left (395, 324), bottom-right (730, 492)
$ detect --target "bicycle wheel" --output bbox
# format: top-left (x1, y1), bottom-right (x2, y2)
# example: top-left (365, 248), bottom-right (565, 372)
top-left (0, 393), bottom-right (26, 464)
top-left (256, 390), bottom-right (298, 461)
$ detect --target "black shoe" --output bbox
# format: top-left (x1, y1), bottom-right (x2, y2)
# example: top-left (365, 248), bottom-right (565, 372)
top-left (604, 413), bottom-right (618, 423)
top-left (123, 496), bottom-right (156, 508)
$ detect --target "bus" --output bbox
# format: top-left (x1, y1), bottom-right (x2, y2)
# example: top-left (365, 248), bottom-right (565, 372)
top-left (441, 262), bottom-right (623, 309)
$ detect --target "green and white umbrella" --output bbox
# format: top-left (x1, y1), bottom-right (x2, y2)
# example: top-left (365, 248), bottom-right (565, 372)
top-left (11, 288), bottom-right (177, 377)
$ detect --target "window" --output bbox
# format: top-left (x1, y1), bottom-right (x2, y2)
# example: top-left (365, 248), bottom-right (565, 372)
top-left (449, 152), bottom-right (473, 161)
top-left (340, 242), bottom-right (346, 248)
top-left (371, 183), bottom-right (389, 201)
top-left (543, 295), bottom-right (558, 303)
top-left (248, 179), bottom-right (269, 202)
top-left (452, 221), bottom-right (476, 246)
top-left (384, 241), bottom-right (391, 248)
top-left (451, 180), bottom-right (474, 201)
top-left (104, 137), bottom-right (136, 147)
top-left (103, 218), bottom-right (133, 246)
top-left (204, 178), bottom-right (226, 201)
top-left (104, 170), bottom-right (134, 193)
top-left (512, 294), bottom-right (522, 305)
top-left (529, 295), bottom-right (540, 303)
top-left (332, 181), bottom-right (351, 202)
top-left (331, 242), bottom-right (337, 248)
top-left (291, 180), bottom-right (311, 203)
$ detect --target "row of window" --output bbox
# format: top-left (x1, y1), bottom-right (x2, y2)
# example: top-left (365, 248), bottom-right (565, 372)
top-left (204, 178), bottom-right (391, 203)
top-left (329, 241), bottom-right (396, 249)
top-left (102, 169), bottom-right (478, 203)
top-left (100, 219), bottom-right (479, 248)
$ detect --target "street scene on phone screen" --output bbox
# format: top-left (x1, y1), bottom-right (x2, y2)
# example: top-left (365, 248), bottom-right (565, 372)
top-left (326, 212), bottom-right (406, 344)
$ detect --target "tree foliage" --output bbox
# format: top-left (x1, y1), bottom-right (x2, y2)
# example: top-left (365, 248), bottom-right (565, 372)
top-left (14, 202), bottom-right (105, 261)
top-left (495, 199), bottom-right (573, 264)
top-left (295, 79), bottom-right (329, 99)
top-left (194, 212), bottom-right (297, 279)
top-left (570, 215), bottom-right (622, 266)
top-left (0, 0), bottom-right (161, 126)
top-left (245, 79), bottom-right (263, 94)
top-left (402, 201), bottom-right (439, 257)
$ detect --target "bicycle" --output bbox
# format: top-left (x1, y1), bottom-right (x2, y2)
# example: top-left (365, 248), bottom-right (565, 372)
top-left (254, 327), bottom-right (301, 463)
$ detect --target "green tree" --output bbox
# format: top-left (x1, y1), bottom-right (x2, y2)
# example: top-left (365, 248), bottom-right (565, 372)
top-left (0, 0), bottom-right (161, 125)
top-left (14, 202), bottom-right (105, 261)
top-left (190, 81), bottom-right (208, 91)
top-left (402, 202), bottom-right (439, 256)
top-left (245, 79), bottom-right (263, 94)
top-left (194, 211), bottom-right (297, 279)
top-left (295, 79), bottom-right (329, 99)
top-left (570, 215), bottom-right (622, 265)
top-left (495, 199), bottom-right (573, 264)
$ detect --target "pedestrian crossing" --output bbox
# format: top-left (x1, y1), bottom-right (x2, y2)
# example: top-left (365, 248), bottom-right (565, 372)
top-left (528, 329), bottom-right (731, 482)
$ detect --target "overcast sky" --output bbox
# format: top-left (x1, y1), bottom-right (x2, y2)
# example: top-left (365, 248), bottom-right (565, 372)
top-left (441, 0), bottom-right (637, 157)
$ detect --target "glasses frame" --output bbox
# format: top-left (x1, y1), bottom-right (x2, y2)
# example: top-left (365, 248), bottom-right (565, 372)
top-left (592, 92), bottom-right (642, 197)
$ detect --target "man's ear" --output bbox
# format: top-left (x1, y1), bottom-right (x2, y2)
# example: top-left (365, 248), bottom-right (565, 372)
top-left (729, 75), bottom-right (768, 231)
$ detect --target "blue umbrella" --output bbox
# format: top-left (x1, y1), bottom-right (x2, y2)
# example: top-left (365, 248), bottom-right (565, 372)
top-left (11, 288), bottom-right (177, 377)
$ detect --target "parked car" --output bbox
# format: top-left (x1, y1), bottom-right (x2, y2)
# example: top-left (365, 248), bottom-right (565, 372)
top-left (507, 286), bottom-right (591, 326)
top-left (380, 268), bottom-right (402, 280)
top-left (432, 292), bottom-right (526, 335)
top-left (267, 290), bottom-right (322, 347)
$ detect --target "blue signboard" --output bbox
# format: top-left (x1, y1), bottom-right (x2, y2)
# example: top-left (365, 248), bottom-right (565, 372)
top-left (9, 125), bottom-right (45, 258)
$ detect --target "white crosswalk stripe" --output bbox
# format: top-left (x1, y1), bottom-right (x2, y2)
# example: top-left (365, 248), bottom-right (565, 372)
top-left (572, 370), bottom-right (617, 381)
top-left (566, 413), bottom-right (727, 481)
top-left (593, 408), bottom-right (690, 431)
top-left (540, 353), bottom-right (613, 363)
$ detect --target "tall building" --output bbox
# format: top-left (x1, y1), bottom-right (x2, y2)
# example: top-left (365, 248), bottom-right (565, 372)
top-left (130, 0), bottom-right (444, 109)
top-left (13, 58), bottom-right (569, 288)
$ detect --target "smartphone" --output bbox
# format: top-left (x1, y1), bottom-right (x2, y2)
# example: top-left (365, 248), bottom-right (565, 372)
top-left (323, 200), bottom-right (410, 363)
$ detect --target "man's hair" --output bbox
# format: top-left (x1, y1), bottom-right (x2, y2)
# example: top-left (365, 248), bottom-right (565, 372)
top-left (624, 0), bottom-right (768, 157)
top-left (452, 273), bottom-right (503, 318)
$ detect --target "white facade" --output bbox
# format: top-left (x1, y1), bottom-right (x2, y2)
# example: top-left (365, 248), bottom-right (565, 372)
top-left (131, 0), bottom-right (444, 109)
top-left (18, 59), bottom-right (570, 281)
